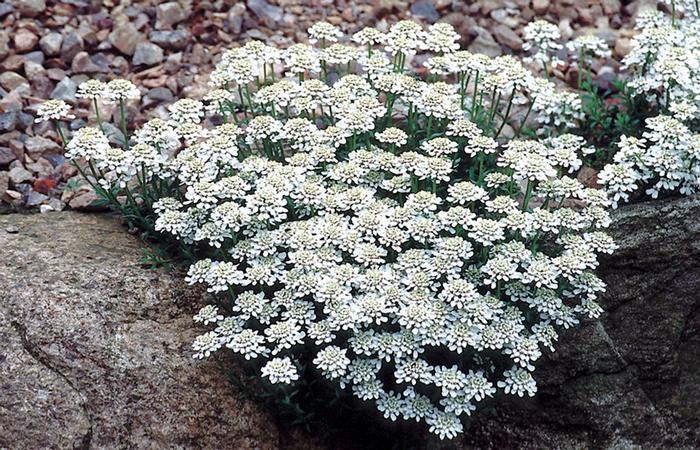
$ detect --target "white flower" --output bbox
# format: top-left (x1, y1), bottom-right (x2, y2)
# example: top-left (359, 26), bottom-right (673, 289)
top-left (308, 22), bottom-right (343, 44)
top-left (498, 367), bottom-right (537, 397)
top-left (35, 99), bottom-right (75, 123)
top-left (194, 305), bottom-right (224, 325)
top-left (169, 99), bottom-right (205, 124)
top-left (104, 78), bottom-right (140, 103)
top-left (314, 345), bottom-right (351, 379)
top-left (261, 357), bottom-right (299, 384)
top-left (76, 79), bottom-right (106, 100)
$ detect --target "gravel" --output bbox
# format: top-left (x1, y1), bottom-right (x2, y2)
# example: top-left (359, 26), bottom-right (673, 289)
top-left (0, 0), bottom-right (649, 212)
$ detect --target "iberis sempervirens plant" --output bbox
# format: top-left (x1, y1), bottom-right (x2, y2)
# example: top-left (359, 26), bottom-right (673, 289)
top-left (42, 20), bottom-right (616, 440)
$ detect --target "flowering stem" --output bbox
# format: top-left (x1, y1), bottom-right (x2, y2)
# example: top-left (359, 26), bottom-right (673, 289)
top-left (514, 99), bottom-right (535, 138)
top-left (522, 180), bottom-right (534, 211)
top-left (54, 120), bottom-right (67, 146)
top-left (238, 86), bottom-right (247, 118)
top-left (487, 90), bottom-right (501, 131)
top-left (671, 0), bottom-right (677, 27)
top-left (477, 153), bottom-right (485, 183)
top-left (495, 87), bottom-right (517, 139)
top-left (243, 86), bottom-right (256, 115)
top-left (119, 99), bottom-right (130, 150)
top-left (93, 98), bottom-right (105, 133)
top-left (460, 71), bottom-right (471, 110)
top-left (470, 71), bottom-right (480, 119)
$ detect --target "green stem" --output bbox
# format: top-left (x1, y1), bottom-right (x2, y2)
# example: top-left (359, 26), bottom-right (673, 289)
top-left (522, 180), bottom-right (534, 211)
top-left (54, 120), bottom-right (67, 146)
top-left (672, 0), bottom-right (677, 27)
top-left (93, 98), bottom-right (105, 133)
top-left (514, 99), bottom-right (535, 138)
top-left (470, 71), bottom-right (480, 119)
top-left (119, 99), bottom-right (129, 150)
top-left (495, 87), bottom-right (517, 139)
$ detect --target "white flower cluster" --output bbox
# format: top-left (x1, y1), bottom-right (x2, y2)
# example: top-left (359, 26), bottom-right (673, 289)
top-left (521, 19), bottom-right (611, 132)
top-left (623, 10), bottom-right (700, 118)
top-left (600, 116), bottom-right (700, 206)
top-left (61, 20), bottom-right (615, 440)
top-left (523, 20), bottom-right (562, 66)
top-left (599, 5), bottom-right (700, 206)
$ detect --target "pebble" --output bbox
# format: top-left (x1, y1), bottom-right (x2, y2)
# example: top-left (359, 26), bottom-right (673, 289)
top-left (71, 51), bottom-right (108, 73)
top-left (2, 55), bottom-right (26, 72)
top-left (0, 171), bottom-right (8, 194)
top-left (25, 51), bottom-right (45, 65)
top-left (24, 61), bottom-right (47, 81)
top-left (0, 113), bottom-right (17, 134)
top-left (156, 2), bottom-right (190, 29)
top-left (533, 0), bottom-right (550, 14)
top-left (133, 42), bottom-right (164, 66)
top-left (0, 31), bottom-right (9, 59)
top-left (0, 72), bottom-right (29, 91)
top-left (247, 0), bottom-right (283, 24)
top-left (227, 3), bottom-right (246, 35)
top-left (5, 225), bottom-right (19, 234)
top-left (26, 190), bottom-right (48, 206)
top-left (39, 32), bottom-right (63, 56)
top-left (17, 0), bottom-right (45, 18)
top-left (469, 27), bottom-right (502, 57)
top-left (0, 91), bottom-right (23, 112)
top-left (69, 190), bottom-right (105, 211)
top-left (48, 197), bottom-right (64, 211)
top-left (0, 147), bottom-right (16, 165)
top-left (492, 24), bottom-right (523, 50)
top-left (51, 77), bottom-right (78, 101)
top-left (14, 29), bottom-right (39, 53)
top-left (60, 32), bottom-right (84, 62)
top-left (410, 2), bottom-right (440, 23)
top-left (0, 3), bottom-right (14, 19)
top-left (9, 167), bottom-right (34, 185)
top-left (143, 87), bottom-right (174, 107)
top-left (148, 30), bottom-right (191, 50)
top-left (614, 37), bottom-right (631, 59)
top-left (25, 136), bottom-right (61, 159)
top-left (110, 22), bottom-right (142, 55)
top-left (27, 159), bottom-right (54, 178)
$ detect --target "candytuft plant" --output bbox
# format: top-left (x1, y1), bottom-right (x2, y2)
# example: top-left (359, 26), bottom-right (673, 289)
top-left (40, 20), bottom-right (616, 441)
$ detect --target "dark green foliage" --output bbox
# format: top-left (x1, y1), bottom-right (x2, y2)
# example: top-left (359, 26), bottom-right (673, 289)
top-left (575, 79), bottom-right (654, 168)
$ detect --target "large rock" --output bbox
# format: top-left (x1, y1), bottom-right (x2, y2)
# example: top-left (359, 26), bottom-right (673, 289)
top-left (0, 212), bottom-right (293, 449)
top-left (458, 196), bottom-right (700, 449)
top-left (0, 196), bottom-right (698, 449)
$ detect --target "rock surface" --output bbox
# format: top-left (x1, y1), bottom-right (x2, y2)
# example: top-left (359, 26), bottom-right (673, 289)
top-left (458, 196), bottom-right (700, 449)
top-left (1, 196), bottom-right (698, 449)
top-left (0, 212), bottom-right (287, 449)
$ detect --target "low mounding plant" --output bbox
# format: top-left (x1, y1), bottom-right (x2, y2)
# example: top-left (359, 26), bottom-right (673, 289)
top-left (598, 8), bottom-right (700, 206)
top-left (40, 20), bottom-right (617, 440)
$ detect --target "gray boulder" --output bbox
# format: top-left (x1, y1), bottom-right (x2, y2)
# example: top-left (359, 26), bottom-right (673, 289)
top-left (458, 196), bottom-right (700, 449)
top-left (1, 196), bottom-right (698, 449)
top-left (0, 212), bottom-right (290, 449)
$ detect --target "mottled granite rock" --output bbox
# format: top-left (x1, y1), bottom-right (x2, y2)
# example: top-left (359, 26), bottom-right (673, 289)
top-left (0, 212), bottom-right (288, 449)
top-left (1, 196), bottom-right (698, 449)
top-left (457, 196), bottom-right (700, 450)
